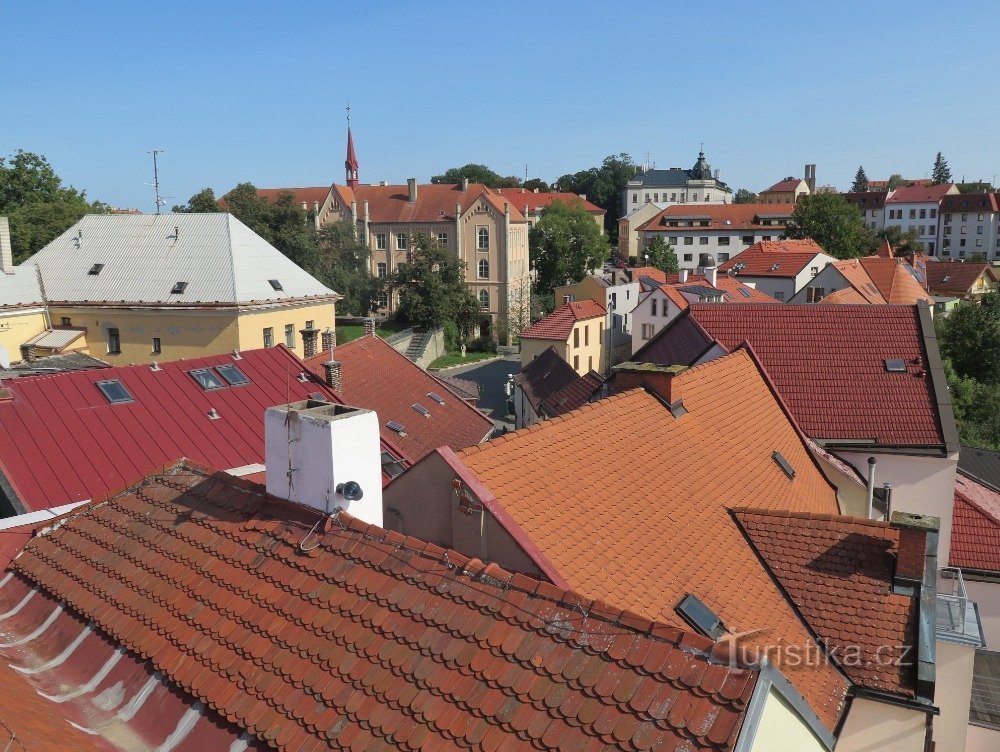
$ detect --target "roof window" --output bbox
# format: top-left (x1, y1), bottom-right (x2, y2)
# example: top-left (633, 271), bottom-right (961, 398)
top-left (772, 450), bottom-right (796, 480)
top-left (268, 279), bottom-right (283, 291)
top-left (427, 392), bottom-right (446, 405)
top-left (216, 363), bottom-right (251, 387)
top-left (96, 379), bottom-right (133, 404)
top-left (88, 263), bottom-right (105, 275)
top-left (885, 359), bottom-right (907, 373)
top-left (171, 281), bottom-right (189, 294)
top-left (386, 420), bottom-right (407, 436)
top-left (381, 451), bottom-right (406, 479)
top-left (189, 368), bottom-right (226, 391)
top-left (412, 404), bottom-right (431, 417)
top-left (675, 594), bottom-right (726, 639)
top-left (738, 288), bottom-right (751, 298)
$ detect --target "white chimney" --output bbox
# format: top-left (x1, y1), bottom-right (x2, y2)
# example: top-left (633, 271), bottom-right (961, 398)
top-left (264, 401), bottom-right (383, 526)
top-left (705, 266), bottom-right (718, 286)
top-left (679, 268), bottom-right (689, 283)
top-left (0, 217), bottom-right (12, 274)
top-left (407, 178), bottom-right (417, 203)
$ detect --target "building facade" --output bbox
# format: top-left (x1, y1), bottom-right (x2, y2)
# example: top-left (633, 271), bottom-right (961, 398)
top-left (883, 183), bottom-right (959, 256)
top-left (621, 150), bottom-right (732, 216)
top-left (938, 193), bottom-right (1000, 259)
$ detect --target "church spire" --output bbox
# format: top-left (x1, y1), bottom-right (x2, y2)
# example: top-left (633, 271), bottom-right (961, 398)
top-left (345, 103), bottom-right (359, 189)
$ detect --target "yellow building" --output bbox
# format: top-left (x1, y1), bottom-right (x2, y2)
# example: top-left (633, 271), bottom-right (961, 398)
top-left (518, 299), bottom-right (606, 375)
top-left (759, 177), bottom-right (811, 204)
top-left (0, 217), bottom-right (49, 367)
top-left (22, 213), bottom-right (339, 365)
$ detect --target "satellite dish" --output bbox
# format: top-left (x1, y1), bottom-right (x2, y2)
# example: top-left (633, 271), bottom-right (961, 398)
top-left (336, 481), bottom-right (364, 502)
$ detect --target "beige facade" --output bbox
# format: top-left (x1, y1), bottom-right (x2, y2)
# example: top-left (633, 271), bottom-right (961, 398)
top-left (520, 316), bottom-right (605, 376)
top-left (836, 698), bottom-right (927, 751)
top-left (553, 276), bottom-right (607, 307)
top-left (0, 307), bottom-right (48, 367)
top-left (747, 689), bottom-right (828, 752)
top-left (618, 202), bottom-right (665, 260)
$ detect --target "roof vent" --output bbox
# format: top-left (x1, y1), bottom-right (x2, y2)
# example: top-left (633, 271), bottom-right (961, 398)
top-left (170, 281), bottom-right (188, 295)
top-left (149, 361), bottom-right (161, 372)
top-left (772, 450), bottom-right (796, 479)
top-left (88, 263), bottom-right (104, 275)
top-left (268, 279), bottom-right (283, 291)
top-left (412, 404), bottom-right (431, 417)
top-left (427, 391), bottom-right (446, 405)
top-left (770, 263), bottom-right (780, 271)
top-left (232, 350), bottom-right (242, 360)
top-left (297, 372), bottom-right (309, 382)
top-left (675, 594), bottom-right (726, 639)
top-left (884, 359), bottom-right (907, 373)
top-left (669, 399), bottom-right (686, 419)
top-left (386, 420), bottom-right (407, 436)
top-left (207, 408), bottom-right (221, 420)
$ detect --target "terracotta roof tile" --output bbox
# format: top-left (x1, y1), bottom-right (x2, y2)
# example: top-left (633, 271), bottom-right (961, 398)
top-left (638, 203), bottom-right (796, 233)
top-left (538, 371), bottom-right (603, 418)
top-left (654, 276), bottom-right (778, 311)
top-left (332, 183), bottom-right (527, 224)
top-left (304, 335), bottom-right (494, 461)
top-left (458, 350), bottom-right (849, 731)
top-left (940, 192), bottom-right (999, 213)
top-left (858, 257), bottom-right (934, 305)
top-left (513, 346), bottom-right (579, 410)
top-left (1, 461), bottom-right (763, 751)
top-left (951, 474), bottom-right (1000, 572)
top-left (520, 300), bottom-right (605, 341)
top-left (255, 186), bottom-right (333, 208)
top-left (497, 188), bottom-right (605, 215)
top-left (763, 178), bottom-right (805, 193)
top-left (925, 261), bottom-right (997, 296)
top-left (885, 184), bottom-right (956, 203)
top-left (734, 509), bottom-right (920, 697)
top-left (719, 240), bottom-right (829, 278)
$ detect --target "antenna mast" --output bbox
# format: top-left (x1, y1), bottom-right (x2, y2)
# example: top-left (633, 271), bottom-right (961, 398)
top-left (147, 149), bottom-right (165, 214)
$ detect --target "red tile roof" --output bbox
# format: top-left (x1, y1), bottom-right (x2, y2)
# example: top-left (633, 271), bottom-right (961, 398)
top-left (638, 203), bottom-right (796, 233)
top-left (653, 275), bottom-right (778, 310)
top-left (519, 300), bottom-right (605, 341)
top-left (2, 460), bottom-right (764, 752)
top-left (940, 192), bottom-right (999, 213)
top-left (0, 346), bottom-right (409, 512)
top-left (763, 178), bottom-right (805, 193)
top-left (843, 192), bottom-right (888, 210)
top-left (513, 346), bottom-right (579, 410)
top-left (719, 240), bottom-right (829, 278)
top-left (457, 350), bottom-right (849, 731)
top-left (951, 473), bottom-right (1000, 572)
top-left (735, 510), bottom-right (920, 697)
top-left (858, 257), bottom-right (934, 305)
top-left (332, 183), bottom-right (527, 224)
top-left (255, 186), bottom-right (333, 208)
top-left (885, 184), bottom-right (956, 203)
top-left (304, 335), bottom-right (494, 461)
top-left (497, 188), bottom-right (605, 215)
top-left (538, 370), bottom-right (603, 418)
top-left (925, 261), bottom-right (997, 296)
top-left (635, 304), bottom-right (950, 449)
top-left (869, 179), bottom-right (932, 190)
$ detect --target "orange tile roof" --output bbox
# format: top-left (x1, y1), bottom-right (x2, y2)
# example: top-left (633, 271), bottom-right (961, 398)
top-left (638, 203), bottom-right (796, 234)
top-left (951, 473), bottom-right (1000, 572)
top-left (304, 335), bottom-right (494, 461)
top-left (925, 261), bottom-right (997, 296)
top-left (821, 286), bottom-right (872, 304)
top-left (763, 178), bottom-right (805, 193)
top-left (734, 510), bottom-right (921, 698)
top-left (653, 275), bottom-right (778, 310)
top-left (3, 460), bottom-right (764, 752)
top-left (497, 188), bottom-right (605, 215)
top-left (827, 259), bottom-right (886, 304)
top-left (885, 184), bottom-right (956, 203)
top-left (457, 350), bottom-right (849, 731)
top-left (255, 186), bottom-right (333, 208)
top-left (520, 300), bottom-right (605, 341)
top-left (332, 182), bottom-right (527, 224)
top-left (858, 257), bottom-right (934, 305)
top-left (719, 240), bottom-right (828, 277)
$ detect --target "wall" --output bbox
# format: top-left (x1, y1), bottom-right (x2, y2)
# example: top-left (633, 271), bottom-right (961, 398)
top-left (631, 290), bottom-right (682, 355)
top-left (835, 697), bottom-right (927, 751)
top-left (0, 308), bottom-right (48, 367)
top-left (568, 318), bottom-right (605, 375)
top-left (639, 228), bottom-right (787, 273)
top-left (885, 201), bottom-right (946, 255)
top-left (939, 207), bottom-right (999, 261)
top-left (734, 275), bottom-right (797, 301)
top-left (788, 264), bottom-right (849, 304)
top-left (512, 383), bottom-right (540, 429)
top-left (934, 639), bottom-right (976, 752)
top-left (964, 579), bottom-right (1000, 649)
top-left (519, 337), bottom-right (567, 372)
top-left (967, 723), bottom-right (1000, 752)
top-left (620, 203), bottom-right (666, 260)
top-left (809, 450), bottom-right (869, 517)
top-left (237, 302), bottom-right (337, 354)
top-left (746, 688), bottom-right (828, 752)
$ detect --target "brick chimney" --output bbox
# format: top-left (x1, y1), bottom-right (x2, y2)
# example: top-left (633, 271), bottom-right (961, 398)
top-left (607, 362), bottom-right (687, 406)
top-left (891, 511), bottom-right (937, 592)
top-left (300, 326), bottom-right (320, 358)
top-left (322, 359), bottom-right (343, 392)
top-left (0, 217), bottom-right (12, 275)
top-left (264, 401), bottom-right (383, 526)
top-left (407, 178), bottom-right (417, 203)
top-left (321, 328), bottom-right (336, 352)
top-left (363, 318), bottom-right (376, 337)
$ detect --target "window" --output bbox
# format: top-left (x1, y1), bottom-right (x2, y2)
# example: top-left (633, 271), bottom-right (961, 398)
top-left (151, 337), bottom-right (161, 355)
top-left (704, 193), bottom-right (711, 201)
top-left (884, 358), bottom-right (907, 373)
top-left (979, 213), bottom-right (986, 221)
top-left (588, 356), bottom-right (593, 371)
top-left (305, 320), bottom-right (314, 330)
top-left (683, 237), bottom-right (693, 245)
top-left (962, 213), bottom-right (968, 221)
top-left (807, 287), bottom-right (825, 303)
top-left (609, 292), bottom-right (616, 310)
top-left (742, 235), bottom-right (754, 245)
top-left (651, 298), bottom-right (658, 316)
top-left (396, 233), bottom-right (408, 250)
top-left (692, 193), bottom-right (699, 201)
top-left (945, 227), bottom-right (952, 235)
top-left (378, 292), bottom-right (389, 308)
top-left (189, 368), bottom-right (226, 391)
top-left (584, 325), bottom-right (589, 347)
top-left (772, 450), bottom-right (796, 480)
top-left (641, 323), bottom-right (654, 340)
top-left (427, 391), bottom-right (446, 405)
top-left (671, 193), bottom-right (677, 201)
top-left (376, 233), bottom-right (387, 250)
top-left (216, 364), bottom-right (251, 386)
top-left (411, 404), bottom-right (431, 417)
top-left (762, 235), bottom-right (772, 241)
top-left (653, 193), bottom-right (659, 202)
top-left (285, 324), bottom-right (295, 347)
top-left (909, 209), bottom-right (916, 219)
top-left (599, 327), bottom-right (603, 344)
top-left (978, 226), bottom-right (985, 235)
top-left (60, 316), bottom-right (71, 326)
top-left (930, 209), bottom-right (937, 219)
top-left (675, 594), bottom-right (725, 639)
top-left (437, 232), bottom-right (448, 246)
top-left (961, 239), bottom-right (967, 247)
top-left (268, 279), bottom-right (283, 291)
top-left (477, 226), bottom-right (489, 250)
top-left (96, 379), bottom-right (132, 404)
top-left (632, 193), bottom-right (637, 204)
top-left (376, 262), bottom-right (387, 278)
top-left (683, 253), bottom-right (693, 262)
top-left (574, 328), bottom-right (580, 347)
top-left (919, 209), bottom-right (926, 219)
top-left (718, 252), bottom-right (730, 261)
top-left (644, 193), bottom-right (649, 202)
top-left (773, 291), bottom-right (785, 301)
top-left (478, 289), bottom-right (489, 309)
top-left (170, 281), bottom-right (188, 294)
top-left (478, 259), bottom-right (489, 279)
top-left (573, 355), bottom-right (579, 370)
top-left (810, 266), bottom-right (819, 276)
top-left (107, 328), bottom-right (121, 354)
top-left (718, 237), bottom-right (730, 246)
top-left (699, 237), bottom-right (708, 245)
top-left (263, 327), bottom-right (274, 347)
top-left (88, 263), bottom-right (104, 275)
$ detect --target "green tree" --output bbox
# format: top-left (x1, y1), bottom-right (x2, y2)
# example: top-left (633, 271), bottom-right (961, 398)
top-left (555, 153), bottom-right (637, 242)
top-left (733, 188), bottom-right (758, 204)
top-left (219, 183), bottom-right (275, 241)
top-left (313, 221), bottom-right (378, 315)
top-left (936, 293), bottom-right (1000, 384)
top-left (530, 200), bottom-right (611, 294)
top-left (871, 225), bottom-right (923, 256)
top-left (430, 164), bottom-right (520, 188)
top-left (932, 152), bottom-right (953, 184)
top-left (521, 177), bottom-right (551, 192)
top-left (886, 174), bottom-right (906, 190)
top-left (172, 188), bottom-right (220, 213)
top-left (850, 166), bottom-right (869, 192)
top-left (958, 181), bottom-right (993, 194)
top-left (784, 193), bottom-right (873, 260)
top-left (942, 358), bottom-right (1000, 450)
top-left (644, 236), bottom-right (678, 274)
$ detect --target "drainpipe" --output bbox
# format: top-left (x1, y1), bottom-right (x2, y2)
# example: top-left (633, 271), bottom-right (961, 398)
top-left (866, 456), bottom-right (877, 519)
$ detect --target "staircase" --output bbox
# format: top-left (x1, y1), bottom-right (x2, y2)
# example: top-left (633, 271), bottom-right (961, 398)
top-left (404, 331), bottom-right (428, 362)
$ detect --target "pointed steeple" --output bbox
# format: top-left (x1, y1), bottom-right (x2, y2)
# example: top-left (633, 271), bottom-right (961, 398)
top-left (345, 104), bottom-right (359, 189)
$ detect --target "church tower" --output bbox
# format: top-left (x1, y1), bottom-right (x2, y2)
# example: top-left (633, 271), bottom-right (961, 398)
top-left (345, 106), bottom-right (359, 189)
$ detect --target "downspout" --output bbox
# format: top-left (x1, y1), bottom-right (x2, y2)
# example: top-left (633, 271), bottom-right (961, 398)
top-left (866, 456), bottom-right (877, 518)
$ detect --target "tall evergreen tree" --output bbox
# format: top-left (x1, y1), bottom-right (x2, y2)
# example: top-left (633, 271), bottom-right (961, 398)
top-left (932, 152), bottom-right (953, 184)
top-left (850, 166), bottom-right (869, 192)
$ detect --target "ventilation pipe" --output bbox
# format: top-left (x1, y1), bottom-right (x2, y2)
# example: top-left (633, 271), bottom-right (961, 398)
top-left (679, 269), bottom-right (689, 283)
top-left (866, 456), bottom-right (877, 519)
top-left (883, 483), bottom-right (893, 521)
top-left (0, 217), bottom-right (12, 274)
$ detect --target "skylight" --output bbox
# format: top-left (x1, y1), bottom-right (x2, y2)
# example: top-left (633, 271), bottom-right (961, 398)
top-left (386, 420), bottom-right (407, 436)
top-left (772, 450), bottom-right (796, 480)
top-left (268, 279), bottom-right (283, 291)
top-left (427, 391), bottom-right (446, 405)
top-left (88, 263), bottom-right (104, 275)
top-left (96, 379), bottom-right (133, 404)
top-left (216, 364), bottom-right (251, 387)
top-left (675, 594), bottom-right (726, 639)
top-left (171, 281), bottom-right (189, 294)
top-left (412, 404), bottom-right (431, 417)
top-left (738, 288), bottom-right (751, 298)
top-left (885, 359), bottom-right (907, 373)
top-left (381, 451), bottom-right (406, 479)
top-left (189, 368), bottom-right (226, 391)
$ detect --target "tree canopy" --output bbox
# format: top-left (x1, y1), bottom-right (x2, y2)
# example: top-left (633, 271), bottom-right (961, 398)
top-left (644, 236), bottom-right (678, 274)
top-left (0, 150), bottom-right (106, 262)
top-left (931, 152), bottom-right (952, 184)
top-left (871, 225), bottom-right (923, 256)
top-left (530, 200), bottom-right (611, 294)
top-left (850, 166), bottom-right (869, 193)
top-left (886, 174), bottom-right (906, 190)
top-left (555, 153), bottom-right (637, 242)
top-left (430, 164), bottom-right (520, 188)
top-left (172, 188), bottom-right (221, 213)
top-left (783, 193), bottom-right (872, 260)
top-left (733, 188), bottom-right (758, 204)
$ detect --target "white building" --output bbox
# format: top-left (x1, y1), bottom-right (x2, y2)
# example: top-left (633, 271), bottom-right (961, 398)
top-left (939, 192), bottom-right (1000, 260)
top-left (622, 150), bottom-right (732, 216)
top-left (883, 183), bottom-right (959, 256)
top-left (843, 192), bottom-right (888, 231)
top-left (718, 239), bottom-right (836, 301)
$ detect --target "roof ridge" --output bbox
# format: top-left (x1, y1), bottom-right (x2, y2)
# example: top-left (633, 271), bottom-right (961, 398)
top-left (731, 506), bottom-right (894, 530)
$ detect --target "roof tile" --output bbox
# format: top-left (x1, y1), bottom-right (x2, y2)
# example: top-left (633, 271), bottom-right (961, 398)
top-left (520, 300), bottom-right (605, 341)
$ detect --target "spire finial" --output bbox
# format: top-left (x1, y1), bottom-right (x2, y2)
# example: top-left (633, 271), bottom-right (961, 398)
top-left (346, 100), bottom-right (351, 127)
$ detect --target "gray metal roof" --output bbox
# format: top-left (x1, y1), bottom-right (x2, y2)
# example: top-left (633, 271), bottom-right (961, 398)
top-left (26, 213), bottom-right (337, 306)
top-left (22, 328), bottom-right (86, 349)
top-left (0, 351), bottom-right (109, 379)
top-left (0, 266), bottom-right (45, 309)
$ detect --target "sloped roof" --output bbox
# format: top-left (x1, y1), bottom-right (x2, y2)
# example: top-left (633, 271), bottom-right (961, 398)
top-left (519, 300), bottom-right (605, 341)
top-left (513, 345), bottom-right (579, 410)
top-left (763, 178), bottom-right (806, 193)
top-left (0, 346), bottom-right (409, 512)
top-left (538, 370), bottom-right (603, 418)
top-left (0, 265), bottom-right (45, 310)
top-left (0, 460), bottom-right (764, 752)
top-left (0, 351), bottom-right (109, 379)
top-left (332, 183), bottom-right (527, 224)
top-left (25, 213), bottom-right (337, 306)
top-left (304, 335), bottom-right (493, 461)
top-left (635, 304), bottom-right (951, 449)
top-left (735, 509), bottom-right (920, 697)
top-left (951, 473), bottom-right (1000, 572)
top-left (457, 350), bottom-right (849, 731)
top-left (925, 261), bottom-right (997, 296)
top-left (719, 240), bottom-right (829, 278)
top-left (639, 203), bottom-right (795, 234)
top-left (497, 188), bottom-right (605, 215)
top-left (842, 192), bottom-right (888, 209)
top-left (940, 192), bottom-right (999, 213)
top-left (821, 287), bottom-right (873, 304)
top-left (858, 257), bottom-right (934, 305)
top-left (255, 185), bottom-right (333, 208)
top-left (959, 445), bottom-right (1000, 490)
top-left (655, 275), bottom-right (778, 310)
top-left (885, 184), bottom-right (956, 203)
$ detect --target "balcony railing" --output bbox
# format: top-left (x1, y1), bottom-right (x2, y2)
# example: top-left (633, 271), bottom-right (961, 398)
top-left (938, 567), bottom-right (983, 646)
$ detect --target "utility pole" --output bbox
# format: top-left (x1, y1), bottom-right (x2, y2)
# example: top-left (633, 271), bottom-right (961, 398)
top-left (147, 150), bottom-right (165, 214)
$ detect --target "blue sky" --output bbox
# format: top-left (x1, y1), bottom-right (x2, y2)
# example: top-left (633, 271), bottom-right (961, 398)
top-left (3, 1), bottom-right (998, 211)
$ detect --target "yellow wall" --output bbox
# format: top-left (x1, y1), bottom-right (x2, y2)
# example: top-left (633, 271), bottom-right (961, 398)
top-left (934, 640), bottom-right (976, 752)
top-left (236, 302), bottom-right (336, 353)
top-left (0, 308), bottom-right (48, 366)
top-left (520, 337), bottom-right (568, 371)
top-left (554, 277), bottom-right (606, 308)
top-left (748, 688), bottom-right (828, 752)
top-left (836, 697), bottom-right (926, 751)
top-left (519, 315), bottom-right (605, 376)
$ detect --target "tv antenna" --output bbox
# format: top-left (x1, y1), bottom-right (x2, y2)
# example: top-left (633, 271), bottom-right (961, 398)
top-left (146, 149), bottom-right (166, 214)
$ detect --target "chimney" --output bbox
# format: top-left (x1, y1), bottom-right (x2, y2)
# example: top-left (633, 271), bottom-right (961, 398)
top-left (679, 269), bottom-right (689, 283)
top-left (322, 359), bottom-right (342, 392)
top-left (533, 188), bottom-right (539, 194)
top-left (461, 178), bottom-right (469, 193)
top-left (300, 326), bottom-right (319, 358)
top-left (407, 179), bottom-right (417, 203)
top-left (321, 327), bottom-right (336, 353)
top-left (607, 362), bottom-right (687, 406)
top-left (363, 318), bottom-right (376, 337)
top-left (580, 194), bottom-right (586, 201)
top-left (705, 266), bottom-right (718, 286)
top-left (313, 200), bottom-right (320, 213)
top-left (563, 295), bottom-right (572, 305)
top-left (805, 164), bottom-right (817, 193)
top-left (0, 217), bottom-right (12, 274)
top-left (302, 201), bottom-right (308, 211)
top-left (264, 401), bottom-right (383, 526)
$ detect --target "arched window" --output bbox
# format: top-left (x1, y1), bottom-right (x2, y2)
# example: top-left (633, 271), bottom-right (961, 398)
top-left (478, 259), bottom-right (489, 278)
top-left (479, 289), bottom-right (489, 309)
top-left (477, 226), bottom-right (489, 250)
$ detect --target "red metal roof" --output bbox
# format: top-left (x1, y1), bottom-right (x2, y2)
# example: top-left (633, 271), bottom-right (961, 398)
top-left (951, 473), bottom-right (1000, 572)
top-left (719, 240), bottom-right (829, 278)
top-left (0, 346), bottom-right (409, 513)
top-left (1, 460), bottom-right (763, 751)
top-left (519, 300), bottom-right (605, 341)
top-left (304, 335), bottom-right (494, 461)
